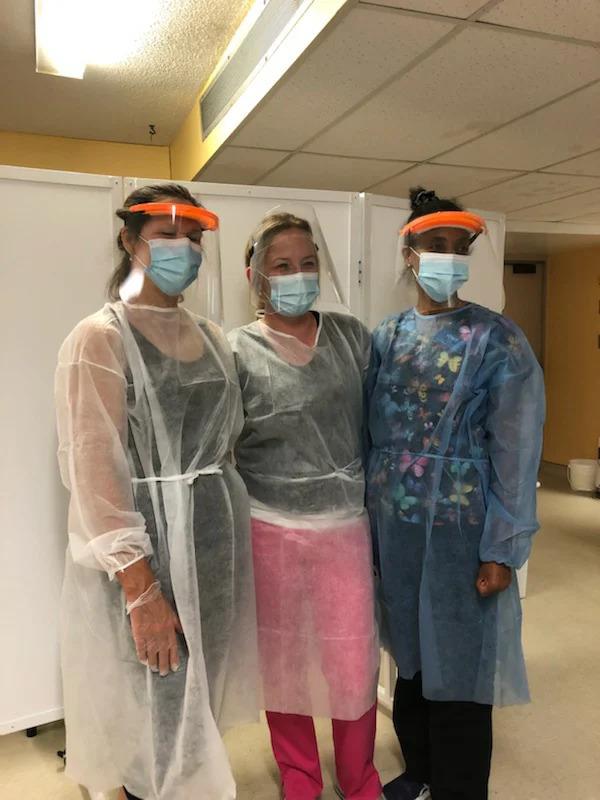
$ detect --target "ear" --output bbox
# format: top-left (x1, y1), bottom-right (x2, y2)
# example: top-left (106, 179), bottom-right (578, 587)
top-left (121, 228), bottom-right (135, 257)
top-left (245, 266), bottom-right (252, 284)
top-left (402, 245), bottom-right (415, 268)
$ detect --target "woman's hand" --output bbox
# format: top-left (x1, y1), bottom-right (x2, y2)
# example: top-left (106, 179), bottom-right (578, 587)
top-left (476, 562), bottom-right (512, 597)
top-left (117, 559), bottom-right (182, 676)
top-left (129, 590), bottom-right (182, 676)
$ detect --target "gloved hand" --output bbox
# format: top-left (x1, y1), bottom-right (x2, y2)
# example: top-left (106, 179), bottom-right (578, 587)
top-left (476, 562), bottom-right (512, 597)
top-left (127, 581), bottom-right (183, 676)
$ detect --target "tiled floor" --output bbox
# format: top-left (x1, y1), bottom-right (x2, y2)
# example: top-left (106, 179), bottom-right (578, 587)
top-left (1, 465), bottom-right (599, 800)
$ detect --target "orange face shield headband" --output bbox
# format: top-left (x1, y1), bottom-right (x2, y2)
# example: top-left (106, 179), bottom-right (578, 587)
top-left (401, 211), bottom-right (486, 239)
top-left (129, 202), bottom-right (219, 231)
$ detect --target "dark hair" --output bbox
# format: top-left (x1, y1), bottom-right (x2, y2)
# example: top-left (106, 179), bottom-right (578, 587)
top-left (404, 186), bottom-right (463, 247)
top-left (108, 183), bottom-right (201, 300)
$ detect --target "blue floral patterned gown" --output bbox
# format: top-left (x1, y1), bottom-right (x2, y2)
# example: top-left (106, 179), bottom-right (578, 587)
top-left (366, 304), bottom-right (545, 706)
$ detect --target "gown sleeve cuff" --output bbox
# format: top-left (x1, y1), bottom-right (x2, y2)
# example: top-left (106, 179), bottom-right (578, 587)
top-left (68, 527), bottom-right (153, 577)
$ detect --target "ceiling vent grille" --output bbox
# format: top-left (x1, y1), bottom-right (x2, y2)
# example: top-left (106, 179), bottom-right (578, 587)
top-left (200, 0), bottom-right (304, 138)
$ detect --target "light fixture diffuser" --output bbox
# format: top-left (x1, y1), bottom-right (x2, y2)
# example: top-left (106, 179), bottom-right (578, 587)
top-left (35, 0), bottom-right (86, 79)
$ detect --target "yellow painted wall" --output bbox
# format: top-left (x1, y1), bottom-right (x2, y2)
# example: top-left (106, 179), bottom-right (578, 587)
top-left (544, 246), bottom-right (600, 464)
top-left (0, 130), bottom-right (170, 178)
top-left (170, 0), bottom-right (350, 180)
top-left (170, 101), bottom-right (204, 181)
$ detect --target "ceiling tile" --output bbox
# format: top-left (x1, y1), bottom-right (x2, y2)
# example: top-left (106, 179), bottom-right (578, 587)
top-left (506, 187), bottom-right (600, 221)
top-left (0, 0), bottom-right (254, 144)
top-left (481, 0), bottom-right (600, 42)
top-left (256, 153), bottom-right (412, 191)
top-left (198, 147), bottom-right (289, 183)
top-left (369, 163), bottom-right (520, 197)
top-left (442, 82), bottom-right (600, 170)
top-left (505, 231), bottom-right (600, 258)
top-left (458, 173), bottom-right (600, 212)
top-left (361, 0), bottom-right (487, 16)
top-left (543, 149), bottom-right (600, 177)
top-left (229, 6), bottom-right (453, 150)
top-left (308, 26), bottom-right (600, 160)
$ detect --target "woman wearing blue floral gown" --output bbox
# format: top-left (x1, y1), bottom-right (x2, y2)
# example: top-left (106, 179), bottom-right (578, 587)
top-left (366, 188), bottom-right (545, 800)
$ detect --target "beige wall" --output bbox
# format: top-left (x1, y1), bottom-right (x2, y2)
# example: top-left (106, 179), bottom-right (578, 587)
top-left (0, 130), bottom-right (171, 178)
top-left (543, 246), bottom-right (600, 464)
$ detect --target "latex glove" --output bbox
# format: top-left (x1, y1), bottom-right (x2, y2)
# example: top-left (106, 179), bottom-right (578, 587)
top-left (127, 581), bottom-right (183, 676)
top-left (476, 562), bottom-right (512, 598)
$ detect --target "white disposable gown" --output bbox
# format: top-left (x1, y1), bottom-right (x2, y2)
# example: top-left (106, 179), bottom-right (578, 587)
top-left (55, 302), bottom-right (258, 799)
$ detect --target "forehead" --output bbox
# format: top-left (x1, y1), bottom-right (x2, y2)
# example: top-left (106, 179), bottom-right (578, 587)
top-left (414, 227), bottom-right (471, 246)
top-left (267, 229), bottom-right (315, 257)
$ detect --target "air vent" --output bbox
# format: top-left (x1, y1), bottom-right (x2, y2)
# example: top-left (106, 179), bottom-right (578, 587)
top-left (512, 263), bottom-right (538, 275)
top-left (200, 0), bottom-right (304, 138)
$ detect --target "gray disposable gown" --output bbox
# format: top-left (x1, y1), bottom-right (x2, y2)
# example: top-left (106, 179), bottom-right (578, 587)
top-left (228, 312), bottom-right (379, 720)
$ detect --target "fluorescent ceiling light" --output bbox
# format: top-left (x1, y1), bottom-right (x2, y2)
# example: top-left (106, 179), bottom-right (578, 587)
top-left (35, 0), bottom-right (160, 80)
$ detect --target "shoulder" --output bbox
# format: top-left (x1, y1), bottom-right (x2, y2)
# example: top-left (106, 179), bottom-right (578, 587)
top-left (193, 314), bottom-right (228, 347)
top-left (469, 306), bottom-right (541, 379)
top-left (226, 320), bottom-right (261, 353)
top-left (471, 305), bottom-right (530, 350)
top-left (324, 311), bottom-right (370, 342)
top-left (58, 304), bottom-right (124, 367)
top-left (372, 311), bottom-right (411, 350)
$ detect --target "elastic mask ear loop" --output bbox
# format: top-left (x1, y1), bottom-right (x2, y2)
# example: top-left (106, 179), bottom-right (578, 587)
top-left (131, 235), bottom-right (151, 270)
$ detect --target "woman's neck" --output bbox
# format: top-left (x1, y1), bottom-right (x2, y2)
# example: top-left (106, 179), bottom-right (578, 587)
top-left (131, 278), bottom-right (179, 308)
top-left (261, 310), bottom-right (318, 346)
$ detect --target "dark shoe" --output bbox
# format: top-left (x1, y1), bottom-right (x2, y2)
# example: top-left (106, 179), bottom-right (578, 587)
top-left (382, 774), bottom-right (430, 800)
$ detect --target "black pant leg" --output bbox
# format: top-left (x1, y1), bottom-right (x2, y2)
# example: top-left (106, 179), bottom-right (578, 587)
top-left (392, 672), bottom-right (431, 784)
top-left (123, 788), bottom-right (143, 800)
top-left (428, 700), bottom-right (492, 800)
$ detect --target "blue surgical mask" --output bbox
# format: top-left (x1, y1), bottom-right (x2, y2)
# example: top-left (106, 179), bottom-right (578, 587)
top-left (412, 251), bottom-right (469, 303)
top-left (268, 273), bottom-right (320, 317)
top-left (138, 237), bottom-right (203, 296)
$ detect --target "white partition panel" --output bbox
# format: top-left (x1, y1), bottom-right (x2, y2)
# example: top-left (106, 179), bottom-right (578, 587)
top-left (362, 194), bottom-right (506, 330)
top-left (125, 179), bottom-right (362, 331)
top-left (0, 166), bottom-right (122, 734)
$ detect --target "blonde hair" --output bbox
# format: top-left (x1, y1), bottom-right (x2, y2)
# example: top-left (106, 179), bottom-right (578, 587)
top-left (244, 212), bottom-right (313, 267)
top-left (245, 212), bottom-right (314, 311)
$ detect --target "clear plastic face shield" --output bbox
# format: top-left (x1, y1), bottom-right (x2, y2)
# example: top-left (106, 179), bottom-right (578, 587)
top-left (395, 210), bottom-right (490, 310)
top-left (247, 204), bottom-right (348, 319)
top-left (119, 201), bottom-right (224, 324)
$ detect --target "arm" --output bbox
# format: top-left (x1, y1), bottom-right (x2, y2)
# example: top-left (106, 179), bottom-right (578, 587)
top-left (55, 318), bottom-right (152, 577)
top-left (479, 326), bottom-right (545, 577)
top-left (363, 323), bottom-right (385, 572)
top-left (56, 317), bottom-right (180, 674)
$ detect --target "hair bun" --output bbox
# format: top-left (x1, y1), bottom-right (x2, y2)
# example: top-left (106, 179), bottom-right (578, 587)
top-left (409, 187), bottom-right (437, 210)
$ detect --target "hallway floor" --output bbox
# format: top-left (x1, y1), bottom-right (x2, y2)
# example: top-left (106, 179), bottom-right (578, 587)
top-left (1, 465), bottom-right (598, 800)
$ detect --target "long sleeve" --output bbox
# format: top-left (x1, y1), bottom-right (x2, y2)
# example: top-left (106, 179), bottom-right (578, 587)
top-left (479, 325), bottom-right (546, 568)
top-left (364, 320), bottom-right (388, 571)
top-left (55, 314), bottom-right (152, 578)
